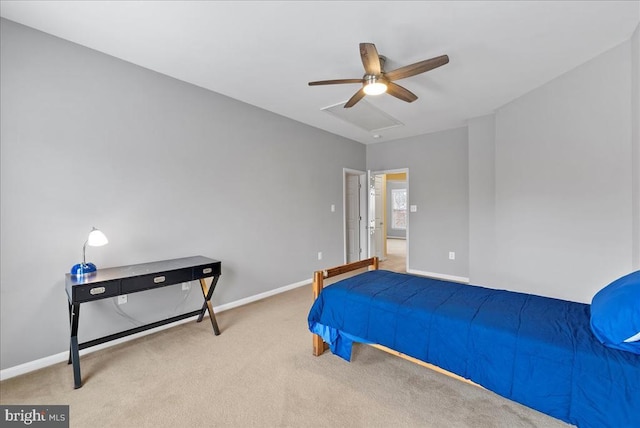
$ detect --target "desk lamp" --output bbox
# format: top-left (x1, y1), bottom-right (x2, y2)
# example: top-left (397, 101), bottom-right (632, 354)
top-left (70, 227), bottom-right (109, 276)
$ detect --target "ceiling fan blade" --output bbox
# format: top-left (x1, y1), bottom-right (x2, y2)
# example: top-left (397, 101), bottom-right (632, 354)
top-left (359, 43), bottom-right (381, 75)
top-left (385, 55), bottom-right (449, 81)
top-left (386, 82), bottom-right (418, 103)
top-left (308, 78), bottom-right (363, 86)
top-left (344, 88), bottom-right (366, 108)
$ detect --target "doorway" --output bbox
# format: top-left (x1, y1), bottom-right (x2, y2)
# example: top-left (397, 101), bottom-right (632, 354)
top-left (344, 168), bottom-right (408, 272)
top-left (382, 171), bottom-right (408, 272)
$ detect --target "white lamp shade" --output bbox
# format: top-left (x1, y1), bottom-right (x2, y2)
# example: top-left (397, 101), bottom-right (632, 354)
top-left (363, 82), bottom-right (387, 95)
top-left (87, 228), bottom-right (108, 247)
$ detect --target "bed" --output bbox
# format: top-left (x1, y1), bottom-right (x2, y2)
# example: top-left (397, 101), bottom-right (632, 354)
top-left (308, 257), bottom-right (640, 428)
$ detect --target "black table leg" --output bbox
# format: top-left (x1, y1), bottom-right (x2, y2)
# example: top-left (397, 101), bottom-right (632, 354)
top-left (197, 276), bottom-right (220, 335)
top-left (68, 302), bottom-right (73, 365)
top-left (68, 302), bottom-right (82, 389)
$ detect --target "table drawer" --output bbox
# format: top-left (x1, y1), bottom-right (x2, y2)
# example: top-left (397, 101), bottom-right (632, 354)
top-left (193, 262), bottom-right (221, 279)
top-left (73, 280), bottom-right (121, 303)
top-left (121, 267), bottom-right (193, 293)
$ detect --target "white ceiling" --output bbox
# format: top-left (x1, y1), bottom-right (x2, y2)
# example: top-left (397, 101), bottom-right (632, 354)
top-left (1, 1), bottom-right (638, 144)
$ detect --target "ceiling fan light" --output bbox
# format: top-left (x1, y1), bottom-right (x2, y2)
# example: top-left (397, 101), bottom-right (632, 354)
top-left (363, 82), bottom-right (387, 95)
top-left (363, 75), bottom-right (387, 95)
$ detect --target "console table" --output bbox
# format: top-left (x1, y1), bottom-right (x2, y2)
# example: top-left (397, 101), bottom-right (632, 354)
top-left (65, 255), bottom-right (221, 389)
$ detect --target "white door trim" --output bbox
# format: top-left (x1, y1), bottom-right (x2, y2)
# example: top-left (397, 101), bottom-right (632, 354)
top-left (369, 168), bottom-right (410, 272)
top-left (343, 168), bottom-right (367, 264)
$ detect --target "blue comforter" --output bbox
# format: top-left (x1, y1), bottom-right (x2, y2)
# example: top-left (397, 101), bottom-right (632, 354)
top-left (308, 270), bottom-right (640, 428)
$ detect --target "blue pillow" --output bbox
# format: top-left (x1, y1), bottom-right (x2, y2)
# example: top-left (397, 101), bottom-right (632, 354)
top-left (590, 270), bottom-right (640, 354)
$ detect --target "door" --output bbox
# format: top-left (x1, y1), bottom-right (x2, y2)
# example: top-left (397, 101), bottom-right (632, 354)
top-left (344, 169), bottom-right (367, 263)
top-left (345, 173), bottom-right (360, 263)
top-left (368, 172), bottom-right (385, 261)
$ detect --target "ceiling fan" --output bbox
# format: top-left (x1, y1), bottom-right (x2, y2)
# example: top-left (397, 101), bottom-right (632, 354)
top-left (308, 43), bottom-right (449, 108)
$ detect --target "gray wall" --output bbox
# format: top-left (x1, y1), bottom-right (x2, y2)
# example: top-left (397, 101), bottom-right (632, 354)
top-left (492, 38), bottom-right (634, 303)
top-left (367, 127), bottom-right (470, 278)
top-left (369, 33), bottom-right (638, 303)
top-left (469, 37), bottom-right (637, 303)
top-left (468, 115), bottom-right (496, 286)
top-left (0, 19), bottom-right (365, 369)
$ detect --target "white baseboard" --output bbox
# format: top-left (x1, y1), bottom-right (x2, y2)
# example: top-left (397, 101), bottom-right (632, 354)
top-left (0, 278), bottom-right (312, 381)
top-left (406, 269), bottom-right (469, 284)
top-left (213, 278), bottom-right (311, 313)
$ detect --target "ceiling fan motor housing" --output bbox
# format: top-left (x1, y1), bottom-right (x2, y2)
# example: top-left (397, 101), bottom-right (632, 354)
top-left (378, 55), bottom-right (387, 71)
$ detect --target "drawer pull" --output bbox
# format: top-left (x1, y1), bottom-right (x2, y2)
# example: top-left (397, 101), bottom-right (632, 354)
top-left (154, 276), bottom-right (166, 284)
top-left (90, 287), bottom-right (106, 295)
top-left (202, 267), bottom-right (213, 274)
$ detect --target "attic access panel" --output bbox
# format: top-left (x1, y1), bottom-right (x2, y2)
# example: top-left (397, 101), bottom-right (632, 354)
top-left (321, 99), bottom-right (404, 133)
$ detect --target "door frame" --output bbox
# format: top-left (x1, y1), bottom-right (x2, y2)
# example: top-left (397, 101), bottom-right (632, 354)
top-left (368, 168), bottom-right (409, 272)
top-left (367, 171), bottom-right (386, 261)
top-left (343, 168), bottom-right (367, 264)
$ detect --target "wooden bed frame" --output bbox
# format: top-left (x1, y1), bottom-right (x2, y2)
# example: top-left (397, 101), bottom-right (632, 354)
top-left (311, 257), bottom-right (480, 388)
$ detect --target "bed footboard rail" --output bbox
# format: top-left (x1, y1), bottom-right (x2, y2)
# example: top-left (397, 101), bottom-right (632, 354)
top-left (312, 256), bottom-right (379, 298)
top-left (312, 257), bottom-right (378, 355)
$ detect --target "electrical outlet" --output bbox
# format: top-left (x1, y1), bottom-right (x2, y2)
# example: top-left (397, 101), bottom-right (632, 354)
top-left (118, 295), bottom-right (127, 305)
top-left (449, 252), bottom-right (456, 260)
top-left (318, 252), bottom-right (323, 260)
top-left (182, 282), bottom-right (190, 291)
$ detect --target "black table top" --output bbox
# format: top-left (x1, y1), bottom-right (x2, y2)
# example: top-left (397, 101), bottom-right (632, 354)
top-left (65, 255), bottom-right (220, 286)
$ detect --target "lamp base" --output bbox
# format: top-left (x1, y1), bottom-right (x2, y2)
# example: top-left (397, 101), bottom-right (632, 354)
top-left (71, 262), bottom-right (97, 276)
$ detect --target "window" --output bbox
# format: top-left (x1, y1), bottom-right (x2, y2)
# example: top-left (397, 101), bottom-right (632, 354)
top-left (391, 188), bottom-right (407, 230)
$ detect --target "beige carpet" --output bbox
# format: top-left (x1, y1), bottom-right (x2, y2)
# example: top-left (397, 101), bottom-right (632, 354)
top-left (1, 284), bottom-right (571, 428)
top-left (383, 238), bottom-right (407, 273)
